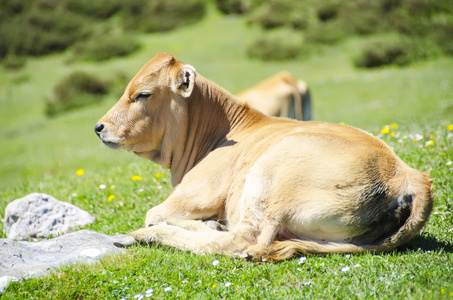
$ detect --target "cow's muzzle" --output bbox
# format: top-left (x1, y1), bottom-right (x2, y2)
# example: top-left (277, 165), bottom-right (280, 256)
top-left (94, 123), bottom-right (123, 149)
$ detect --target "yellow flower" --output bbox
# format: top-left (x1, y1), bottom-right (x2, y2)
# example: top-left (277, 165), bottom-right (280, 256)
top-left (425, 140), bottom-right (434, 146)
top-left (447, 124), bottom-right (453, 131)
top-left (76, 169), bottom-right (84, 176)
top-left (441, 288), bottom-right (444, 295)
top-left (338, 122), bottom-right (345, 125)
top-left (110, 185), bottom-right (116, 190)
top-left (155, 173), bottom-right (163, 179)
top-left (107, 195), bottom-right (115, 201)
top-left (390, 132), bottom-right (395, 137)
top-left (132, 175), bottom-right (142, 181)
top-left (391, 123), bottom-right (398, 129)
top-left (212, 284), bottom-right (217, 289)
top-left (381, 128), bottom-right (390, 134)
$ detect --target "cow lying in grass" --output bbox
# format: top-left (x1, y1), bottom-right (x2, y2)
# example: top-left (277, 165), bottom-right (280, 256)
top-left (95, 53), bottom-right (433, 261)
top-left (236, 71), bottom-right (311, 121)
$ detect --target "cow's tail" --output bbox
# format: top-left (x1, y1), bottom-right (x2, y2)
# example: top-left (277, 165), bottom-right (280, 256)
top-left (262, 170), bottom-right (433, 262)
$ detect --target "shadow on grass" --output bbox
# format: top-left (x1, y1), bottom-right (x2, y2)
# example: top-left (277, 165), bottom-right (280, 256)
top-left (401, 233), bottom-right (453, 254)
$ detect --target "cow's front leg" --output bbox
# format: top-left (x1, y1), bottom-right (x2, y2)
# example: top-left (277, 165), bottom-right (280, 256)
top-left (144, 188), bottom-right (224, 227)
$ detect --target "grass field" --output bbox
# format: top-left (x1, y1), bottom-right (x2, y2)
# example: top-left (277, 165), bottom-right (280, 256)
top-left (1, 8), bottom-right (453, 299)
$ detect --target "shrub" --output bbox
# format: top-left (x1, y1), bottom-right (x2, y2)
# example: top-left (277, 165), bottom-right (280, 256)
top-left (428, 18), bottom-right (453, 56)
top-left (216, 0), bottom-right (248, 14)
top-left (121, 0), bottom-right (206, 33)
top-left (304, 22), bottom-right (346, 45)
top-left (73, 34), bottom-right (141, 62)
top-left (317, 1), bottom-right (341, 22)
top-left (339, 1), bottom-right (384, 35)
top-left (64, 0), bottom-right (123, 19)
top-left (354, 39), bottom-right (412, 68)
top-left (1, 55), bottom-right (27, 70)
top-left (45, 71), bottom-right (109, 117)
top-left (0, 8), bottom-right (89, 59)
top-left (248, 0), bottom-right (313, 30)
top-left (247, 36), bottom-right (300, 61)
top-left (0, 0), bottom-right (207, 61)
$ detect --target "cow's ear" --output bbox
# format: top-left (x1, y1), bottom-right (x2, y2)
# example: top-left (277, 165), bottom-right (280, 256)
top-left (172, 64), bottom-right (196, 98)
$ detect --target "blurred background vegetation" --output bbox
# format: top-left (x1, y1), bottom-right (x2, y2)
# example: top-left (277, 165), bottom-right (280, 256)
top-left (1, 0), bottom-right (452, 67)
top-left (1, 0), bottom-right (452, 188)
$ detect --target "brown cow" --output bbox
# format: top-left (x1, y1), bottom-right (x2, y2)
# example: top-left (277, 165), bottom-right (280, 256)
top-left (236, 71), bottom-right (312, 121)
top-left (95, 53), bottom-right (433, 261)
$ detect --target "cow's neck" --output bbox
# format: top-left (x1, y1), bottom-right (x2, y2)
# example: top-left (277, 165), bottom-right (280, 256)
top-left (169, 75), bottom-right (265, 186)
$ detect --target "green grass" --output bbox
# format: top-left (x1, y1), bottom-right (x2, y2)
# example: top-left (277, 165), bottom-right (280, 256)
top-left (1, 7), bottom-right (453, 300)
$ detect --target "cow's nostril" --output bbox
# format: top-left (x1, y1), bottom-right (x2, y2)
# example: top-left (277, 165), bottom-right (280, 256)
top-left (94, 123), bottom-right (104, 135)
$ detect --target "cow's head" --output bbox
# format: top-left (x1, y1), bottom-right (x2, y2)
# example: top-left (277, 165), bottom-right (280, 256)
top-left (95, 53), bottom-right (196, 164)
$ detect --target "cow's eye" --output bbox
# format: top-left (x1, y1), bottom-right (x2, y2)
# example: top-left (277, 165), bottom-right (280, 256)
top-left (134, 93), bottom-right (151, 102)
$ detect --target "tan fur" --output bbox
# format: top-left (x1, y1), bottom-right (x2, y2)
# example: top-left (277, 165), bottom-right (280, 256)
top-left (95, 53), bottom-right (433, 261)
top-left (236, 71), bottom-right (311, 121)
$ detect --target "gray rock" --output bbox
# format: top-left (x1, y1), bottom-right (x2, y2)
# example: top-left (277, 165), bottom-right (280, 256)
top-left (0, 276), bottom-right (19, 294)
top-left (0, 230), bottom-right (127, 293)
top-left (4, 193), bottom-right (95, 240)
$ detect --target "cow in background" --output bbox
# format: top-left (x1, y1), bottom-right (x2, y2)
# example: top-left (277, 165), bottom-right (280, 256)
top-left (236, 71), bottom-right (312, 121)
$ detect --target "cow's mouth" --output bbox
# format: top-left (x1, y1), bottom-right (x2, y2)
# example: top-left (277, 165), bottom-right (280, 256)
top-left (97, 135), bottom-right (125, 150)
top-left (102, 141), bottom-right (122, 150)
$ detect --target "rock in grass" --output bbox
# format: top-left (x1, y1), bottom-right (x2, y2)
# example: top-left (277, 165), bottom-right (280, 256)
top-left (0, 230), bottom-right (127, 292)
top-left (4, 193), bottom-right (95, 240)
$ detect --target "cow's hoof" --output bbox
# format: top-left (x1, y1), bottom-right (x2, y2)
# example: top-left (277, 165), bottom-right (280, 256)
top-left (111, 235), bottom-right (138, 248)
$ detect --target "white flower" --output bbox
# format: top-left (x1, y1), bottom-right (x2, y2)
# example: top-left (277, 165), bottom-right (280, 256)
top-left (164, 287), bottom-right (172, 292)
top-left (99, 184), bottom-right (106, 189)
top-left (353, 264), bottom-right (361, 268)
top-left (212, 260), bottom-right (219, 266)
top-left (138, 188), bottom-right (145, 192)
top-left (71, 193), bottom-right (78, 197)
top-left (134, 294), bottom-right (144, 300)
top-left (447, 161), bottom-right (452, 166)
top-left (225, 282), bottom-right (232, 287)
top-left (414, 134), bottom-right (424, 141)
top-left (341, 266), bottom-right (350, 272)
top-left (298, 256), bottom-right (307, 265)
top-left (145, 288), bottom-right (153, 297)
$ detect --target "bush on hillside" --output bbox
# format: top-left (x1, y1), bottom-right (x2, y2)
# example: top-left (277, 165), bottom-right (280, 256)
top-left (247, 36), bottom-right (300, 61)
top-left (304, 22), bottom-right (346, 45)
top-left (0, 0), bottom-right (207, 61)
top-left (317, 1), bottom-right (341, 22)
top-left (1, 55), bottom-right (27, 70)
top-left (216, 0), bottom-right (249, 14)
top-left (45, 71), bottom-right (109, 117)
top-left (338, 1), bottom-right (384, 35)
top-left (73, 34), bottom-right (141, 62)
top-left (64, 0), bottom-right (123, 19)
top-left (430, 21), bottom-right (453, 56)
top-left (248, 0), bottom-right (312, 30)
top-left (121, 0), bottom-right (206, 33)
top-left (354, 39), bottom-right (413, 68)
top-left (0, 8), bottom-right (89, 59)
